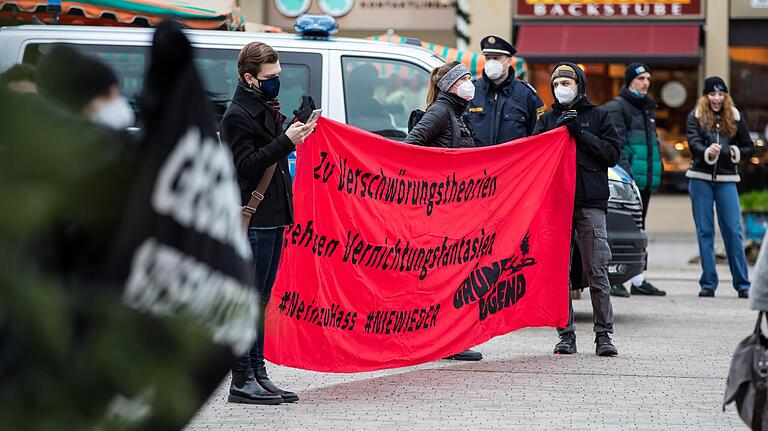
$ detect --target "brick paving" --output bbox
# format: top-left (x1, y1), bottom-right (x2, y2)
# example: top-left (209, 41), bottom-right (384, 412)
top-left (186, 197), bottom-right (754, 430)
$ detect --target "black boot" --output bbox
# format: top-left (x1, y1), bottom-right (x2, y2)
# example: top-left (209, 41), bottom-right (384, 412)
top-left (444, 349), bottom-right (483, 361)
top-left (255, 367), bottom-right (299, 403)
top-left (554, 332), bottom-right (577, 354)
top-left (595, 332), bottom-right (618, 357)
top-left (228, 369), bottom-right (283, 405)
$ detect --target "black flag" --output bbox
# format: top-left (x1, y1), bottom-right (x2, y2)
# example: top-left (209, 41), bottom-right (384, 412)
top-left (109, 21), bottom-right (258, 352)
top-left (104, 20), bottom-right (260, 427)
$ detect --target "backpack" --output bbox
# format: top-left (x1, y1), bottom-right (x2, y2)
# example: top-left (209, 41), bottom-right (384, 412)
top-left (407, 108), bottom-right (425, 133)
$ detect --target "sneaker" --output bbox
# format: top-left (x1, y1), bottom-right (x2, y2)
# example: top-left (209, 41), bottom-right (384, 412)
top-left (595, 333), bottom-right (618, 357)
top-left (698, 289), bottom-right (715, 297)
top-left (630, 280), bottom-right (666, 296)
top-left (445, 349), bottom-right (483, 361)
top-left (554, 332), bottom-right (577, 355)
top-left (738, 290), bottom-right (749, 299)
top-left (610, 284), bottom-right (630, 297)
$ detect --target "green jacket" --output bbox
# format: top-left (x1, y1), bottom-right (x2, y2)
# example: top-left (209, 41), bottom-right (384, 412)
top-left (604, 88), bottom-right (662, 191)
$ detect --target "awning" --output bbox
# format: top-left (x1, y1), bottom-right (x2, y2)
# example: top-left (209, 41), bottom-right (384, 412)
top-left (516, 24), bottom-right (701, 64)
top-left (0, 0), bottom-right (244, 30)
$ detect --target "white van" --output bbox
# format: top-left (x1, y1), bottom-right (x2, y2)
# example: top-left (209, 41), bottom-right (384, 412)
top-left (0, 20), bottom-right (647, 286)
top-left (0, 19), bottom-right (444, 143)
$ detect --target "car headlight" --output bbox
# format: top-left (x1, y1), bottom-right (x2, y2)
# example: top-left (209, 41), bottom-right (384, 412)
top-left (608, 180), bottom-right (637, 203)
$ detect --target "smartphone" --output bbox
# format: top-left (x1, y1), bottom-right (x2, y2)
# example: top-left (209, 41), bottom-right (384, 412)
top-left (306, 108), bottom-right (322, 125)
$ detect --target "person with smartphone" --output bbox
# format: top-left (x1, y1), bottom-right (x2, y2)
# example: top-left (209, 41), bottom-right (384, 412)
top-left (533, 63), bottom-right (622, 357)
top-left (220, 41), bottom-right (316, 405)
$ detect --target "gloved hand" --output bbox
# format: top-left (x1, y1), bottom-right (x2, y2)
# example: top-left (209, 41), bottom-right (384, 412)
top-left (292, 95), bottom-right (317, 123)
top-left (556, 110), bottom-right (579, 134)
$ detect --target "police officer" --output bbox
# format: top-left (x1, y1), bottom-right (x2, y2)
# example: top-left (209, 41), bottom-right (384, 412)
top-left (466, 35), bottom-right (544, 147)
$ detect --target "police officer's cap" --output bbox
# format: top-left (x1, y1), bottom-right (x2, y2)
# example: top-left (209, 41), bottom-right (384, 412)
top-left (480, 36), bottom-right (517, 57)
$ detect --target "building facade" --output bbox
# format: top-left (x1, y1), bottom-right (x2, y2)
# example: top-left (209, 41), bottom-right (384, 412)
top-left (248, 0), bottom-right (766, 190)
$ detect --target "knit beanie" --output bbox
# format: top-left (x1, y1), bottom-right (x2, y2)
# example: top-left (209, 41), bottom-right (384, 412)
top-left (551, 64), bottom-right (578, 83)
top-left (703, 76), bottom-right (728, 95)
top-left (624, 63), bottom-right (651, 87)
top-left (38, 46), bottom-right (118, 113)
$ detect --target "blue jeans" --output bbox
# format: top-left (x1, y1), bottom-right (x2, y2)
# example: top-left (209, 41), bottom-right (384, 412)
top-left (688, 179), bottom-right (750, 292)
top-left (233, 227), bottom-right (284, 372)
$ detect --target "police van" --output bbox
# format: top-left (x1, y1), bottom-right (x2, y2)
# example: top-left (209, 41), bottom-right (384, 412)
top-left (0, 16), bottom-right (646, 286)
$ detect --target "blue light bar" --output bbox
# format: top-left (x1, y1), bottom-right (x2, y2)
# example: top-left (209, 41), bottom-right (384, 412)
top-left (294, 14), bottom-right (338, 38)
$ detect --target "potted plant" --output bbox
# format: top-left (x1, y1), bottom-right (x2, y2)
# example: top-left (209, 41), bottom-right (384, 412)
top-left (740, 189), bottom-right (768, 263)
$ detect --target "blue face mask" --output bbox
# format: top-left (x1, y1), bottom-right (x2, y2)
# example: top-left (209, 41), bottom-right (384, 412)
top-left (257, 76), bottom-right (280, 99)
top-left (628, 86), bottom-right (641, 97)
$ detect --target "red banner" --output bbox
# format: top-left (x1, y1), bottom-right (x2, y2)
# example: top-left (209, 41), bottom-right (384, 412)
top-left (264, 118), bottom-right (575, 372)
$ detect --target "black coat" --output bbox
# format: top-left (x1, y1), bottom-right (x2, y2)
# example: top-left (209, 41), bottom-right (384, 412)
top-left (220, 84), bottom-right (295, 227)
top-left (533, 62), bottom-right (621, 210)
top-left (404, 91), bottom-right (476, 148)
top-left (466, 70), bottom-right (544, 146)
top-left (686, 106), bottom-right (754, 182)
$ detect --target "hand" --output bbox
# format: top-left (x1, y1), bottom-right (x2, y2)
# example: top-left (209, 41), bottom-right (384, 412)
top-left (556, 110), bottom-right (579, 133)
top-left (707, 143), bottom-right (721, 157)
top-left (292, 95), bottom-right (317, 123)
top-left (285, 121), bottom-right (315, 145)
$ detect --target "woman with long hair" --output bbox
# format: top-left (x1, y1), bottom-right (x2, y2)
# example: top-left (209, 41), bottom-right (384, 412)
top-left (404, 61), bottom-right (480, 361)
top-left (220, 41), bottom-right (315, 405)
top-left (404, 61), bottom-right (476, 148)
top-left (686, 77), bottom-right (754, 298)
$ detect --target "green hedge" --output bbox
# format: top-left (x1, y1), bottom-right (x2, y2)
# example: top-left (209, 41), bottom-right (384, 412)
top-left (740, 189), bottom-right (768, 212)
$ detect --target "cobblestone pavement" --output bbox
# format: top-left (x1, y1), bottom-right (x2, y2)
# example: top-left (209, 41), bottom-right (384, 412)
top-left (186, 239), bottom-right (755, 431)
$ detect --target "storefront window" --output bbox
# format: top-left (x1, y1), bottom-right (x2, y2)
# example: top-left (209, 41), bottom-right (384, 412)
top-left (730, 47), bottom-right (768, 191)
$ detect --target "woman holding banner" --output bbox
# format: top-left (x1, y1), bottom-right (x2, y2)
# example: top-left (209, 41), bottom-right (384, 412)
top-left (405, 61), bottom-right (481, 361)
top-left (405, 61), bottom-right (477, 149)
top-left (220, 41), bottom-right (316, 405)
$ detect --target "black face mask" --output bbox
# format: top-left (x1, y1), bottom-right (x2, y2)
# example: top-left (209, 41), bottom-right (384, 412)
top-left (255, 76), bottom-right (280, 99)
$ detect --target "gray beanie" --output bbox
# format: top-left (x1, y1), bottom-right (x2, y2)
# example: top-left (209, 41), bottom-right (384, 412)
top-left (437, 63), bottom-right (471, 92)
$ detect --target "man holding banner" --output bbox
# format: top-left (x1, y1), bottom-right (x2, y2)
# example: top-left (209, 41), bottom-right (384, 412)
top-left (533, 63), bottom-right (622, 356)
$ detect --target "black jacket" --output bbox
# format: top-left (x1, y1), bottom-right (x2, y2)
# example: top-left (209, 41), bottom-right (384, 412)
top-left (686, 106), bottom-right (754, 182)
top-left (404, 91), bottom-right (476, 148)
top-left (603, 88), bottom-right (662, 191)
top-left (220, 84), bottom-right (294, 227)
top-left (533, 62), bottom-right (621, 210)
top-left (466, 69), bottom-right (544, 146)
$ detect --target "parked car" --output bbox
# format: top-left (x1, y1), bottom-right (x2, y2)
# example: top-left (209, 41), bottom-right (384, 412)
top-left (0, 18), bottom-right (646, 286)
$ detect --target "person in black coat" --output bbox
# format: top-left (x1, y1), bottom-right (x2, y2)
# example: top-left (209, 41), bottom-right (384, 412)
top-left (404, 61), bottom-right (480, 362)
top-left (219, 41), bottom-right (315, 405)
top-left (404, 61), bottom-right (476, 149)
top-left (533, 62), bottom-right (622, 357)
top-left (685, 77), bottom-right (753, 298)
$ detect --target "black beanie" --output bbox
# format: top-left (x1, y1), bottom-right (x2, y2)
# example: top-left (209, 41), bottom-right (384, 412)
top-left (38, 46), bottom-right (118, 112)
top-left (703, 76), bottom-right (728, 95)
top-left (625, 63), bottom-right (651, 87)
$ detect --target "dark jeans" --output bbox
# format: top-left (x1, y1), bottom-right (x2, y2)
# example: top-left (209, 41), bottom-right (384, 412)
top-left (640, 188), bottom-right (651, 229)
top-left (558, 208), bottom-right (614, 335)
top-left (640, 188), bottom-right (651, 271)
top-left (233, 227), bottom-right (284, 372)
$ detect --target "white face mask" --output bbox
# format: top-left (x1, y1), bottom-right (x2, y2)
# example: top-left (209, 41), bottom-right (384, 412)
top-left (484, 59), bottom-right (506, 80)
top-left (554, 85), bottom-right (577, 105)
top-left (455, 80), bottom-right (475, 101)
top-left (90, 96), bottom-right (135, 129)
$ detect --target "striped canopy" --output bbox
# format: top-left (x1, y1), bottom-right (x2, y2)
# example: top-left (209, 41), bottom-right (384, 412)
top-left (0, 0), bottom-right (244, 30)
top-left (368, 33), bottom-right (528, 80)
